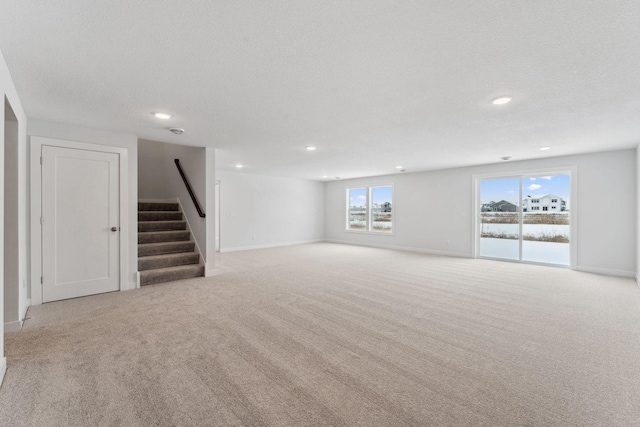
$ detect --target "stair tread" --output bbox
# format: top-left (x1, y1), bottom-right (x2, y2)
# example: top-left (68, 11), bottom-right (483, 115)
top-left (139, 251), bottom-right (199, 260)
top-left (139, 264), bottom-right (204, 285)
top-left (140, 264), bottom-right (203, 274)
top-left (138, 230), bottom-right (189, 235)
top-left (138, 202), bottom-right (179, 212)
top-left (138, 241), bottom-right (193, 247)
top-left (138, 240), bottom-right (195, 257)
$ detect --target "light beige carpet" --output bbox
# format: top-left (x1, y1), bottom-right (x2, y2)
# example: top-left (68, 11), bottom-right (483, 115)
top-left (1, 243), bottom-right (639, 426)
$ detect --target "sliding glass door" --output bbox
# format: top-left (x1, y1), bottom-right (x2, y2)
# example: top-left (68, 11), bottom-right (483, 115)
top-left (479, 173), bottom-right (571, 266)
top-left (479, 178), bottom-right (520, 260)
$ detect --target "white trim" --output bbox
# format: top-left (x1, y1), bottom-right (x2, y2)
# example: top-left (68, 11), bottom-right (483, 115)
top-left (29, 136), bottom-right (130, 305)
top-left (220, 239), bottom-right (325, 253)
top-left (0, 357), bottom-right (6, 387)
top-left (136, 271), bottom-right (141, 289)
top-left (5, 297), bottom-right (33, 331)
top-left (205, 267), bottom-right (216, 277)
top-left (4, 319), bottom-right (23, 333)
top-left (326, 238), bottom-right (472, 258)
top-left (575, 266), bottom-right (636, 278)
top-left (21, 298), bottom-right (30, 320)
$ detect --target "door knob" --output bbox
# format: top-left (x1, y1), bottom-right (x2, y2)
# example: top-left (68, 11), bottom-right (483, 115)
top-left (111, 227), bottom-right (118, 232)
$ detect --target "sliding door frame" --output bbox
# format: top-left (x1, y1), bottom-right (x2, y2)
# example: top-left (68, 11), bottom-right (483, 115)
top-left (472, 166), bottom-right (578, 269)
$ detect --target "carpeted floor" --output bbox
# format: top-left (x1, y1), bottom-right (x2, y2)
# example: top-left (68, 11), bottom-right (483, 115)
top-left (1, 243), bottom-right (639, 426)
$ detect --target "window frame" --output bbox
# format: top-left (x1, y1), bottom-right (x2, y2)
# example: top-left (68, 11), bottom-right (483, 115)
top-left (346, 187), bottom-right (368, 232)
top-left (345, 184), bottom-right (394, 235)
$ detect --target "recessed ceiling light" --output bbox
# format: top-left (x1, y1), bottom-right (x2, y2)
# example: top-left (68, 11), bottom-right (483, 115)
top-left (235, 164), bottom-right (243, 168)
top-left (492, 96), bottom-right (512, 105)
top-left (306, 146), bottom-right (317, 151)
top-left (154, 112), bottom-right (171, 119)
top-left (395, 166), bottom-right (403, 169)
top-left (539, 146), bottom-right (551, 151)
top-left (169, 128), bottom-right (184, 135)
top-left (335, 177), bottom-right (341, 180)
top-left (322, 175), bottom-right (328, 178)
top-left (501, 156), bottom-right (512, 161)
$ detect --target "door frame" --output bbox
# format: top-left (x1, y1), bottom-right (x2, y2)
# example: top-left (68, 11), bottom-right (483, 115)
top-left (30, 136), bottom-right (129, 305)
top-left (472, 166), bottom-right (578, 269)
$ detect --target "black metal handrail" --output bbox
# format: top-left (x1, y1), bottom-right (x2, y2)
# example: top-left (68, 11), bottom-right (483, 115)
top-left (174, 159), bottom-right (206, 218)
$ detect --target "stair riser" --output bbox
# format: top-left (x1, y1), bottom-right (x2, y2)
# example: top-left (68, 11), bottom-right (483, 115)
top-left (140, 265), bottom-right (205, 286)
top-left (139, 253), bottom-right (200, 271)
top-left (138, 231), bottom-right (190, 244)
top-left (138, 242), bottom-right (195, 257)
top-left (138, 212), bottom-right (182, 221)
top-left (138, 202), bottom-right (179, 212)
top-left (139, 221), bottom-right (186, 232)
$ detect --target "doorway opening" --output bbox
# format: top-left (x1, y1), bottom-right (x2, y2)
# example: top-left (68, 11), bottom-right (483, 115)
top-left (477, 171), bottom-right (574, 267)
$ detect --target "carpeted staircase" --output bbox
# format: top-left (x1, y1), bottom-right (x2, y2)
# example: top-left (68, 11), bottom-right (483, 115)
top-left (138, 201), bottom-right (204, 286)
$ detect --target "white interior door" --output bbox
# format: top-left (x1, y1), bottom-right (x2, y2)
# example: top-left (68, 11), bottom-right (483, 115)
top-left (42, 146), bottom-right (120, 302)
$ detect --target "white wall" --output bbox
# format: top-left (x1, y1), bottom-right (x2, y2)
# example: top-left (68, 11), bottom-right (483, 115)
top-left (637, 146), bottom-right (640, 284)
top-left (326, 149), bottom-right (637, 277)
top-left (28, 120), bottom-right (138, 291)
top-left (1, 48), bottom-right (28, 384)
top-left (138, 139), bottom-right (210, 267)
top-left (216, 171), bottom-right (324, 252)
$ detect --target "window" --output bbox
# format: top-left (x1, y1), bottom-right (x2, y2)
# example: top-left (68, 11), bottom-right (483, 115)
top-left (347, 188), bottom-right (367, 230)
top-left (346, 185), bottom-right (393, 233)
top-left (543, 206), bottom-right (548, 211)
top-left (551, 198), bottom-right (557, 202)
top-left (532, 199), bottom-right (539, 203)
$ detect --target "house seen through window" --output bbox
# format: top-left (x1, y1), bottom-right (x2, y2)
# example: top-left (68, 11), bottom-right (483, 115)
top-left (347, 185), bottom-right (393, 233)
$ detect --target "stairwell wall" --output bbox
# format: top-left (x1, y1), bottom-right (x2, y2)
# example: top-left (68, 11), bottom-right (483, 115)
top-left (138, 140), bottom-right (210, 269)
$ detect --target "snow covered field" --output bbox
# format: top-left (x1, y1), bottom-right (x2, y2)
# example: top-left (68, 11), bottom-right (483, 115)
top-left (480, 238), bottom-right (570, 265)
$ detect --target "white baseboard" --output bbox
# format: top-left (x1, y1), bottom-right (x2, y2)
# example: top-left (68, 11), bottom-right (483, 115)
top-left (220, 239), bottom-right (325, 253)
top-left (206, 267), bottom-right (224, 277)
top-left (0, 357), bottom-right (6, 387)
top-left (575, 265), bottom-right (636, 278)
top-left (21, 298), bottom-right (30, 322)
top-left (4, 319), bottom-right (23, 333)
top-left (325, 239), bottom-right (472, 259)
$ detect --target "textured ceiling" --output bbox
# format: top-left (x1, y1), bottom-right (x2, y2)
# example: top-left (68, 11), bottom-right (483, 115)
top-left (1, 1), bottom-right (639, 180)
